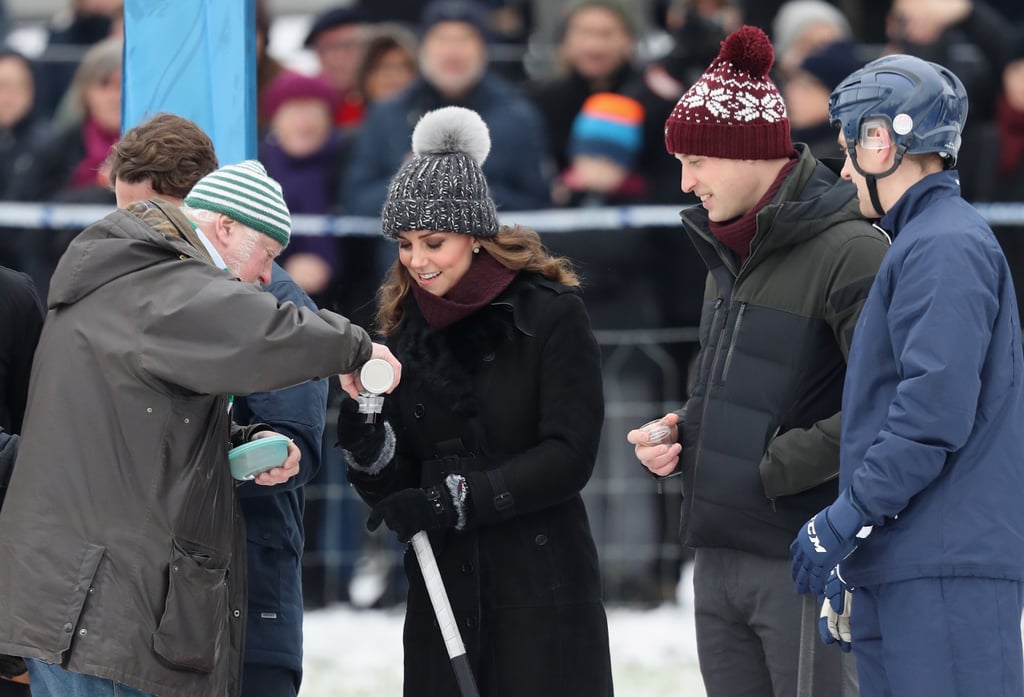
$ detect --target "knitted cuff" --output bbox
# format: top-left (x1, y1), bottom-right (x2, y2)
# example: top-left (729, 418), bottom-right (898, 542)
top-left (445, 473), bottom-right (469, 530)
top-left (344, 423), bottom-right (396, 475)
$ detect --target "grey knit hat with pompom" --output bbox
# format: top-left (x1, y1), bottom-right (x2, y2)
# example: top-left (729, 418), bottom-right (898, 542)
top-left (380, 106), bottom-right (498, 239)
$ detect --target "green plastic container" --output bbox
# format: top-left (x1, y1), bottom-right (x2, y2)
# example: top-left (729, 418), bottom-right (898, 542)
top-left (227, 435), bottom-right (290, 481)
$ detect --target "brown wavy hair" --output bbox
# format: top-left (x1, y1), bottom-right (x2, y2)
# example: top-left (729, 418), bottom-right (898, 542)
top-left (108, 113), bottom-right (219, 200)
top-left (374, 224), bottom-right (580, 336)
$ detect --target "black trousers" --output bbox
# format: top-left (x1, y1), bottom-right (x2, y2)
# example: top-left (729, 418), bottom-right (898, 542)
top-left (0, 678), bottom-right (30, 697)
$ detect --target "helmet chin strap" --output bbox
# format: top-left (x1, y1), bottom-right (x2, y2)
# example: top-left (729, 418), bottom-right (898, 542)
top-left (847, 143), bottom-right (908, 218)
top-left (864, 176), bottom-right (886, 219)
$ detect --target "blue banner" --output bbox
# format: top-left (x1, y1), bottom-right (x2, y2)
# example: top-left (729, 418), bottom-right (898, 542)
top-left (122, 0), bottom-right (256, 163)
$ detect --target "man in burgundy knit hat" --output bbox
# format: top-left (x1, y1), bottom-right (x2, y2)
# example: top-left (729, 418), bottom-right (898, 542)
top-left (627, 24), bottom-right (886, 697)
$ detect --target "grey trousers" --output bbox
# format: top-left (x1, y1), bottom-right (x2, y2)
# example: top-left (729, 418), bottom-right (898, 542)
top-left (692, 547), bottom-right (859, 697)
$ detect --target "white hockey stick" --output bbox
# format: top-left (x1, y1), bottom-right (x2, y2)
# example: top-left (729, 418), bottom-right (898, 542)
top-left (411, 531), bottom-right (481, 697)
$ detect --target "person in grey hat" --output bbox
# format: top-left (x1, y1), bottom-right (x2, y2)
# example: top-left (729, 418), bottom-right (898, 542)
top-left (336, 105), bottom-right (613, 697)
top-left (0, 152), bottom-right (400, 697)
top-left (771, 0), bottom-right (853, 79)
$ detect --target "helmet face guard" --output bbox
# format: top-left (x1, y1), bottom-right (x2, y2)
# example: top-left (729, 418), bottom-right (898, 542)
top-left (828, 54), bottom-right (968, 169)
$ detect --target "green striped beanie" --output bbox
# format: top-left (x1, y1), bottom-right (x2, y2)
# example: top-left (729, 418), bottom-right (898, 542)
top-left (184, 160), bottom-right (291, 247)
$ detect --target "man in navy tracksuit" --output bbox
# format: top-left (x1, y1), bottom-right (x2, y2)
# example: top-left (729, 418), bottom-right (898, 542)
top-left (791, 54), bottom-right (1024, 697)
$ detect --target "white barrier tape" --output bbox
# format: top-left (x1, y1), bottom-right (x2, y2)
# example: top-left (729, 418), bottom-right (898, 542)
top-left (0, 202), bottom-right (1022, 234)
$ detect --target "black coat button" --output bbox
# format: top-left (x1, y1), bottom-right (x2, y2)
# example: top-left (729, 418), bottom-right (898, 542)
top-left (535, 534), bottom-right (548, 546)
top-left (460, 562), bottom-right (474, 574)
top-left (414, 403), bottom-right (425, 419)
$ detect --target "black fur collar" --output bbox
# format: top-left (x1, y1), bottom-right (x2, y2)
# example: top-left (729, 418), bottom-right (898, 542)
top-left (393, 294), bottom-right (517, 417)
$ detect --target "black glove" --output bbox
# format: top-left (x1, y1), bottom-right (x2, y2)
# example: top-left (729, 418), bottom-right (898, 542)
top-left (336, 396), bottom-right (386, 465)
top-left (0, 653), bottom-right (26, 680)
top-left (367, 485), bottom-right (457, 543)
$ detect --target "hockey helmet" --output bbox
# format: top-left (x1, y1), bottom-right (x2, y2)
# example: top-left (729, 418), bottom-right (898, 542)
top-left (828, 54), bottom-right (968, 168)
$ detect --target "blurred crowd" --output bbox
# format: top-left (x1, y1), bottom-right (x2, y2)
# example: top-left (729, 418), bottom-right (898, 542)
top-left (0, 0), bottom-right (1023, 607)
top-left (0, 0), bottom-right (1021, 306)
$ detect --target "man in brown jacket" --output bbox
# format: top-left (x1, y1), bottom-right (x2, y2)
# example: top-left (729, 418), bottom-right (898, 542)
top-left (0, 160), bottom-right (399, 697)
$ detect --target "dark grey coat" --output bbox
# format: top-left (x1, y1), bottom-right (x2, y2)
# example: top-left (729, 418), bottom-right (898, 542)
top-left (0, 205), bottom-right (371, 697)
top-left (349, 273), bottom-right (613, 697)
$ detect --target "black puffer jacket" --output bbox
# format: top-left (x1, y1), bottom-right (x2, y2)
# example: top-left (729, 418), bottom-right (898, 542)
top-left (676, 145), bottom-right (889, 558)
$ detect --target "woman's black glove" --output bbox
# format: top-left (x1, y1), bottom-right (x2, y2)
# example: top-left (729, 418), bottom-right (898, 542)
top-left (336, 396), bottom-right (386, 465)
top-left (367, 481), bottom-right (465, 543)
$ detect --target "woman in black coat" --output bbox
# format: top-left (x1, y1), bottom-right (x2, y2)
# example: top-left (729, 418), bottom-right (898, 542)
top-left (338, 106), bottom-right (613, 697)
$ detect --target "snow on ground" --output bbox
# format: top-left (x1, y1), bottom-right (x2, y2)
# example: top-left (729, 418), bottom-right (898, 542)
top-left (301, 600), bottom-right (706, 697)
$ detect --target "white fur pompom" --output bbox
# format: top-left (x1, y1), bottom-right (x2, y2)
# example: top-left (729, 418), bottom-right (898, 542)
top-left (410, 106), bottom-right (491, 166)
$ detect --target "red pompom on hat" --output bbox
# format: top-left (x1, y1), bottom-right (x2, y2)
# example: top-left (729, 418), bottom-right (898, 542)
top-left (664, 25), bottom-right (791, 159)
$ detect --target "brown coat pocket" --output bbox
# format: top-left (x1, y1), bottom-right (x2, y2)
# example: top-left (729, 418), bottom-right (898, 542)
top-left (152, 538), bottom-right (228, 673)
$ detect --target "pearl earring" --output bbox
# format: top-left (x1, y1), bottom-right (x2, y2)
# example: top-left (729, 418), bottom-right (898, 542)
top-left (473, 246), bottom-right (480, 254)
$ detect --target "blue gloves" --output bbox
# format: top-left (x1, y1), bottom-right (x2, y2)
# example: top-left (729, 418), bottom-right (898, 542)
top-left (791, 487), bottom-right (871, 595)
top-left (818, 567), bottom-right (852, 652)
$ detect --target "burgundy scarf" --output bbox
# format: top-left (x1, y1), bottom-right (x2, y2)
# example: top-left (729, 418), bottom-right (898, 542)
top-left (997, 95), bottom-right (1024, 178)
top-left (411, 249), bottom-right (517, 331)
top-left (709, 153), bottom-right (799, 264)
top-left (69, 116), bottom-right (119, 190)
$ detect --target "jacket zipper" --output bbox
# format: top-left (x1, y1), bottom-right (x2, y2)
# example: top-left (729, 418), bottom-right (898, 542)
top-left (706, 303), bottom-right (730, 390)
top-left (720, 302), bottom-right (746, 384)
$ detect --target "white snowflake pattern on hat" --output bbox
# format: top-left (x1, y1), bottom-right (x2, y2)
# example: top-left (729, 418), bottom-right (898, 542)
top-left (663, 26), bottom-right (793, 159)
top-left (680, 70), bottom-right (786, 124)
top-left (734, 90), bottom-right (787, 123)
